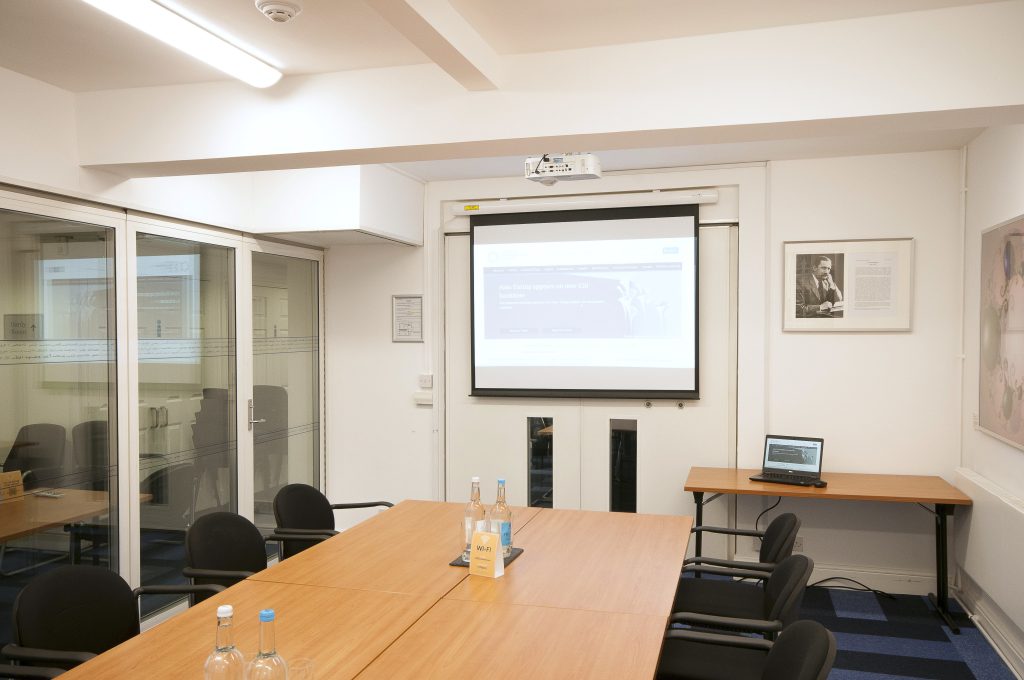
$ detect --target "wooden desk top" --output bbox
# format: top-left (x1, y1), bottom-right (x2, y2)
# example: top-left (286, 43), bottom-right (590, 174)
top-left (251, 500), bottom-right (543, 597)
top-left (0, 489), bottom-right (112, 542)
top-left (354, 599), bottom-right (668, 680)
top-left (685, 467), bottom-right (972, 505)
top-left (59, 579), bottom-right (436, 680)
top-left (445, 508), bottom-right (692, 616)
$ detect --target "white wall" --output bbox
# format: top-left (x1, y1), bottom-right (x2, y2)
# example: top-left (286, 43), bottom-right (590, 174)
top-left (745, 151), bottom-right (964, 591)
top-left (324, 242), bottom-right (435, 530)
top-left (955, 125), bottom-right (1024, 666)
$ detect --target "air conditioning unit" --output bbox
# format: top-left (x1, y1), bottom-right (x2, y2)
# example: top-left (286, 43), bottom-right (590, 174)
top-left (525, 153), bottom-right (602, 185)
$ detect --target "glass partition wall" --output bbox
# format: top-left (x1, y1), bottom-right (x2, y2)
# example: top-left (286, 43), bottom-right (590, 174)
top-left (0, 208), bottom-right (118, 643)
top-left (0, 194), bottom-right (324, 635)
top-left (251, 253), bottom-right (320, 544)
top-left (136, 234), bottom-right (237, 611)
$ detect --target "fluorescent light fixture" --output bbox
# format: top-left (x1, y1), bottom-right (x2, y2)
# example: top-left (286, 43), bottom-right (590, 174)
top-left (81, 0), bottom-right (282, 88)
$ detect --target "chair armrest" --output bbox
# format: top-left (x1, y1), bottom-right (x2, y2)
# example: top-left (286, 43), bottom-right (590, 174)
top-left (0, 663), bottom-right (67, 678)
top-left (684, 557), bottom-right (775, 572)
top-left (664, 629), bottom-right (774, 651)
top-left (669, 612), bottom-right (784, 634)
top-left (270, 528), bottom-right (339, 537)
top-left (682, 565), bottom-right (771, 580)
top-left (690, 525), bottom-right (765, 538)
top-left (132, 584), bottom-right (225, 600)
top-left (1, 644), bottom-right (95, 667)
top-left (330, 501), bottom-right (394, 510)
top-left (182, 567), bottom-right (253, 581)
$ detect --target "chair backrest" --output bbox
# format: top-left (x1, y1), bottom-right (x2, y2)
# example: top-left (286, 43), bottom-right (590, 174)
top-left (72, 421), bottom-right (109, 491)
top-left (759, 513), bottom-right (801, 564)
top-left (185, 512), bottom-right (267, 601)
top-left (11, 565), bottom-right (139, 658)
top-left (273, 483), bottom-right (334, 559)
top-left (4, 424), bottom-right (66, 490)
top-left (763, 554), bottom-right (814, 626)
top-left (761, 620), bottom-right (836, 680)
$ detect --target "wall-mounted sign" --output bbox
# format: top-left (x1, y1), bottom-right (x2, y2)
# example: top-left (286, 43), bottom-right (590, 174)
top-left (392, 294), bottom-right (423, 343)
top-left (4, 314), bottom-right (43, 340)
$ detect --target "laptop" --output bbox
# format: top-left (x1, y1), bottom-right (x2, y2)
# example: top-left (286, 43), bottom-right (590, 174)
top-left (749, 435), bottom-right (825, 487)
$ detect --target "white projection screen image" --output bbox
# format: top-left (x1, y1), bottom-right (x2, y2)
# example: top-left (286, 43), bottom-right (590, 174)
top-left (470, 204), bottom-right (699, 398)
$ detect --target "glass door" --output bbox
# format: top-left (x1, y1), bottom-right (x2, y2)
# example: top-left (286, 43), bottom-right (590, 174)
top-left (250, 251), bottom-right (321, 538)
top-left (135, 231), bottom-right (236, 611)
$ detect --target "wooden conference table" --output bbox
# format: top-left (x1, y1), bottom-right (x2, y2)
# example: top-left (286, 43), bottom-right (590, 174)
top-left (60, 500), bottom-right (692, 679)
top-left (685, 467), bottom-right (972, 632)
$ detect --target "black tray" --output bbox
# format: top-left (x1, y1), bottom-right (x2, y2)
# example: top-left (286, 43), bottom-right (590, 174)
top-left (450, 547), bottom-right (524, 568)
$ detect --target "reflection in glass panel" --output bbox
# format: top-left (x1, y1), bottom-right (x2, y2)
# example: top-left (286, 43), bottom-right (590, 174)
top-left (137, 234), bottom-right (235, 615)
top-left (0, 209), bottom-right (117, 644)
top-left (252, 253), bottom-right (319, 541)
top-left (610, 419), bottom-right (637, 513)
top-left (527, 417), bottom-right (552, 508)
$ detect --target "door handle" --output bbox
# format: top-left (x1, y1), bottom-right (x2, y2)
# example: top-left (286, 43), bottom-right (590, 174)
top-left (248, 399), bottom-right (266, 431)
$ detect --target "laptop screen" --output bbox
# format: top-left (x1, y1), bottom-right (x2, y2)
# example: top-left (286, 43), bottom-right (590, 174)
top-left (763, 435), bottom-right (824, 476)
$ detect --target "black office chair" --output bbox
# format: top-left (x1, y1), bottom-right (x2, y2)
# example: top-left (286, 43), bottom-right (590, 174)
top-left (671, 554), bottom-right (814, 639)
top-left (0, 565), bottom-right (221, 678)
top-left (685, 513), bottom-right (800, 577)
top-left (70, 421), bottom-right (109, 492)
top-left (3, 424), bottom-right (66, 491)
top-left (656, 619), bottom-right (836, 680)
top-left (273, 483), bottom-right (393, 559)
top-left (183, 511), bottom-right (308, 603)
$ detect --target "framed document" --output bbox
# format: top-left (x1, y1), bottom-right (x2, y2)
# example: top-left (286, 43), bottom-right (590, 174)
top-left (392, 294), bottom-right (424, 343)
top-left (783, 238), bottom-right (914, 332)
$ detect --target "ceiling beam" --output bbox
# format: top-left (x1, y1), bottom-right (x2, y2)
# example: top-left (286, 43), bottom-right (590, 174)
top-left (365, 0), bottom-right (501, 91)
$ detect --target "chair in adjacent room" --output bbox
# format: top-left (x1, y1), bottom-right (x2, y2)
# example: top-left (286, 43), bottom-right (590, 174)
top-left (656, 619), bottom-right (836, 680)
top-left (2, 424), bottom-right (66, 491)
top-left (273, 483), bottom-right (393, 559)
top-left (671, 554), bottom-right (814, 639)
top-left (0, 565), bottom-right (221, 678)
top-left (70, 421), bottom-right (108, 492)
top-left (183, 511), bottom-right (308, 603)
top-left (684, 513), bottom-right (800, 577)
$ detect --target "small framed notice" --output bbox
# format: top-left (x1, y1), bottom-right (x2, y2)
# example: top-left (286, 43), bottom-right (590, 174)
top-left (392, 295), bottom-right (423, 343)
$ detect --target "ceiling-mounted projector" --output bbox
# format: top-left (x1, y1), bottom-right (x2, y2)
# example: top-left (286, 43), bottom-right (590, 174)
top-left (525, 153), bottom-right (601, 185)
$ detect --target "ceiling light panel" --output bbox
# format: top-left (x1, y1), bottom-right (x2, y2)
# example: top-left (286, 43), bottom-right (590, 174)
top-left (80, 0), bottom-right (282, 88)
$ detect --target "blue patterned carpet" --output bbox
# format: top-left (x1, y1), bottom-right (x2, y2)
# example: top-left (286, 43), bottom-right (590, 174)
top-left (801, 587), bottom-right (1016, 680)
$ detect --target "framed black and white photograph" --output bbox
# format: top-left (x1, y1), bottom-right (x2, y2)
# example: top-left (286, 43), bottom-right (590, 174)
top-left (783, 238), bottom-right (914, 332)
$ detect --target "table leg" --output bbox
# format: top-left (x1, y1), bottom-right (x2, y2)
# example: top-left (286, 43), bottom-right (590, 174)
top-left (927, 504), bottom-right (959, 634)
top-left (692, 492), bottom-right (704, 557)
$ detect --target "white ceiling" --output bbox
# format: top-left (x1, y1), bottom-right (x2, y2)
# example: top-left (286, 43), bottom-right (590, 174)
top-left (0, 0), bottom-right (1001, 181)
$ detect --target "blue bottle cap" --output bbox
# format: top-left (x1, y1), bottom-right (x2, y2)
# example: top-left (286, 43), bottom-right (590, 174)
top-left (498, 478), bottom-right (506, 484)
top-left (259, 609), bottom-right (275, 622)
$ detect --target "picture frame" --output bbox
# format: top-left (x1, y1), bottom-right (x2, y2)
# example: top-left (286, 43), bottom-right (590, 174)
top-left (783, 238), bottom-right (914, 332)
top-left (978, 214), bottom-right (1024, 451)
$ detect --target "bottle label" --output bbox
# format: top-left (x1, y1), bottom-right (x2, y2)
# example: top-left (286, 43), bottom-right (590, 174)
top-left (464, 517), bottom-right (473, 542)
top-left (498, 520), bottom-right (511, 547)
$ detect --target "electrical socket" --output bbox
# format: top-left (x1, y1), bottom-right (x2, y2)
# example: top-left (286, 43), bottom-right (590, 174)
top-left (793, 537), bottom-right (804, 553)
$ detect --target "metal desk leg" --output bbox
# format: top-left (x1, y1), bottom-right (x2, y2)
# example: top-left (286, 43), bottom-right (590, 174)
top-left (693, 491), bottom-right (704, 557)
top-left (928, 503), bottom-right (959, 633)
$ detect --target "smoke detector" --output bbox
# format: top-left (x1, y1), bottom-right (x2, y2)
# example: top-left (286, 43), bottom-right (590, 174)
top-left (255, 1), bottom-right (302, 23)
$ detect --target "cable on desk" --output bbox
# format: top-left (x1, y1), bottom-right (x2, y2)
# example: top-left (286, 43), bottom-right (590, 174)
top-left (809, 576), bottom-right (895, 600)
